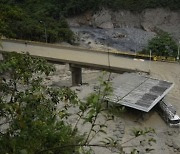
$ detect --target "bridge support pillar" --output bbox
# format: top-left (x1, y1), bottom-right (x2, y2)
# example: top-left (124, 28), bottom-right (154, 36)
top-left (70, 64), bottom-right (82, 86)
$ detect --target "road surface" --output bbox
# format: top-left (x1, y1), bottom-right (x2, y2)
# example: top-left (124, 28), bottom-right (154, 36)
top-left (1, 39), bottom-right (150, 73)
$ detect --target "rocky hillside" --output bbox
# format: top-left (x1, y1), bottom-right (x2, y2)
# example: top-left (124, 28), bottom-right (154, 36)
top-left (67, 8), bottom-right (180, 52)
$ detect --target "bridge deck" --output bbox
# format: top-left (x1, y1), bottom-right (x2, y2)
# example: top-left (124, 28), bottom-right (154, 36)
top-left (1, 39), bottom-right (150, 73)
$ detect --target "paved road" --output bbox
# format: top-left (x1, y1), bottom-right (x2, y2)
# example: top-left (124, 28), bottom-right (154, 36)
top-left (1, 39), bottom-right (149, 73)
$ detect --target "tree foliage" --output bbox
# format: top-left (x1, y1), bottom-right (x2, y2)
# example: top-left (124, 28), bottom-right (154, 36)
top-left (0, 52), bottom-right (82, 153)
top-left (0, 1), bottom-right (74, 43)
top-left (104, 0), bottom-right (180, 12)
top-left (0, 52), bottom-right (156, 153)
top-left (0, 0), bottom-right (179, 43)
top-left (142, 30), bottom-right (178, 57)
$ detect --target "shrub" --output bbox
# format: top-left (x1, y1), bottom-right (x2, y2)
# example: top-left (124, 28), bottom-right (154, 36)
top-left (142, 31), bottom-right (178, 57)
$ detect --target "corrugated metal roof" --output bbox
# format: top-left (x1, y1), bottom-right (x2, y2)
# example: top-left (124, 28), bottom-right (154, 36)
top-left (106, 73), bottom-right (174, 112)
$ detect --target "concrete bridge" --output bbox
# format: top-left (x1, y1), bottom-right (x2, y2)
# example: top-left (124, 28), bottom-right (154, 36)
top-left (0, 39), bottom-right (151, 85)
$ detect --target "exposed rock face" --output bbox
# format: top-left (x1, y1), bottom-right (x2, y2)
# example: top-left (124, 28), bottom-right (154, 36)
top-left (111, 10), bottom-right (141, 28)
top-left (67, 8), bottom-right (180, 41)
top-left (141, 9), bottom-right (180, 40)
top-left (92, 9), bottom-right (113, 28)
top-left (141, 8), bottom-right (172, 31)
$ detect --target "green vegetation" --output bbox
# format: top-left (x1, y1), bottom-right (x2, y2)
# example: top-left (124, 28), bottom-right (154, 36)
top-left (0, 0), bottom-right (75, 43)
top-left (0, 0), bottom-right (179, 43)
top-left (0, 52), bottom-right (156, 153)
top-left (141, 30), bottom-right (178, 57)
top-left (0, 52), bottom-right (82, 153)
top-left (103, 0), bottom-right (180, 12)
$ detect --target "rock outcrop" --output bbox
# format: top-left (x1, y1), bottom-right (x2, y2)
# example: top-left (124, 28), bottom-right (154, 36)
top-left (92, 8), bottom-right (113, 29)
top-left (67, 8), bottom-right (180, 41)
top-left (141, 8), bottom-right (180, 40)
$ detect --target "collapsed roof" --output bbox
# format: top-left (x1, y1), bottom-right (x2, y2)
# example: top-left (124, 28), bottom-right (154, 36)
top-left (106, 73), bottom-right (174, 112)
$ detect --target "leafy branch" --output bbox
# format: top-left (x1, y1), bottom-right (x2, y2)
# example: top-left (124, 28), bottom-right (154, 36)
top-left (0, 52), bottom-right (156, 154)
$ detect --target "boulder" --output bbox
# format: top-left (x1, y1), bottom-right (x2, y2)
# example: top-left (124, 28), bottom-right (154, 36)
top-left (92, 9), bottom-right (114, 29)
